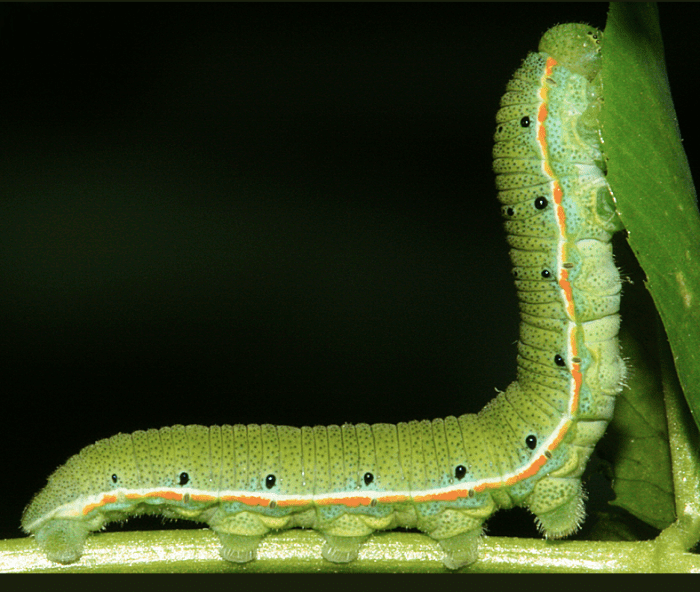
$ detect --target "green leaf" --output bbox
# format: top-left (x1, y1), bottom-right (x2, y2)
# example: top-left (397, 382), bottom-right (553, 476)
top-left (605, 326), bottom-right (675, 530)
top-left (602, 4), bottom-right (700, 434)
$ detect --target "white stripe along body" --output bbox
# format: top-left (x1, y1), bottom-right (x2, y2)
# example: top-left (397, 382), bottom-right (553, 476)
top-left (22, 24), bottom-right (625, 569)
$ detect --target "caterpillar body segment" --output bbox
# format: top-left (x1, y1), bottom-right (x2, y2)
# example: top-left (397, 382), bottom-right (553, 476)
top-left (22, 421), bottom-right (515, 567)
top-left (23, 23), bottom-right (624, 569)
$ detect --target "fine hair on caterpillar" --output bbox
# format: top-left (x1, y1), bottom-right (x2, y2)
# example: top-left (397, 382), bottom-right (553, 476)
top-left (22, 23), bottom-right (625, 570)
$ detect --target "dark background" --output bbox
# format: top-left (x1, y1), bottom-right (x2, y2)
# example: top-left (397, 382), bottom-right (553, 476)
top-left (1, 4), bottom-right (697, 542)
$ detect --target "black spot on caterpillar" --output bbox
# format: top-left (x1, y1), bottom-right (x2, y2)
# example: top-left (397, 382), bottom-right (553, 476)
top-left (22, 23), bottom-right (625, 570)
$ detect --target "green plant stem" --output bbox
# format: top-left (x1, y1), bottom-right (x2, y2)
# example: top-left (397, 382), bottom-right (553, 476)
top-left (2, 529), bottom-right (700, 573)
top-left (655, 320), bottom-right (700, 556)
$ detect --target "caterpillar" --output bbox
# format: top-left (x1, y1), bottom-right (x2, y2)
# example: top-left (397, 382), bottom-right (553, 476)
top-left (22, 23), bottom-right (625, 570)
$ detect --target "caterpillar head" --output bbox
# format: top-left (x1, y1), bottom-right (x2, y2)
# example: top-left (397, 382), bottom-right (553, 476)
top-left (539, 23), bottom-right (603, 81)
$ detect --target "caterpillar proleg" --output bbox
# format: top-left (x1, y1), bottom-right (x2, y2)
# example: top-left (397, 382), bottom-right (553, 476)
top-left (22, 23), bottom-right (625, 570)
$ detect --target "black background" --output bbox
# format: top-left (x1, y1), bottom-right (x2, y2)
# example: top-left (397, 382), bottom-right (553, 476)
top-left (1, 4), bottom-right (697, 542)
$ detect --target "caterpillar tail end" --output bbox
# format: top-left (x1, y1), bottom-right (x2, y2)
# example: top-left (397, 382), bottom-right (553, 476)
top-left (34, 519), bottom-right (91, 565)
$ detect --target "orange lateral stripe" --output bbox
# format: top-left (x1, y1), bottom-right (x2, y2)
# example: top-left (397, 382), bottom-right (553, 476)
top-left (316, 496), bottom-right (372, 508)
top-left (553, 183), bottom-right (564, 207)
top-left (236, 495), bottom-right (270, 507)
top-left (377, 494), bottom-right (411, 504)
top-left (558, 269), bottom-right (575, 318)
top-left (82, 504), bottom-right (100, 515)
top-left (510, 452), bottom-right (548, 482)
top-left (191, 494), bottom-right (217, 503)
top-left (82, 493), bottom-right (116, 515)
top-left (274, 498), bottom-right (312, 507)
top-left (413, 489), bottom-right (466, 503)
top-left (414, 489), bottom-right (462, 503)
top-left (144, 490), bottom-right (183, 501)
top-left (570, 362), bottom-right (583, 413)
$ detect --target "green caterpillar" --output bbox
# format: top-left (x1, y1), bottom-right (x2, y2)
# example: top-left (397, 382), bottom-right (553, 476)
top-left (22, 23), bottom-right (625, 570)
